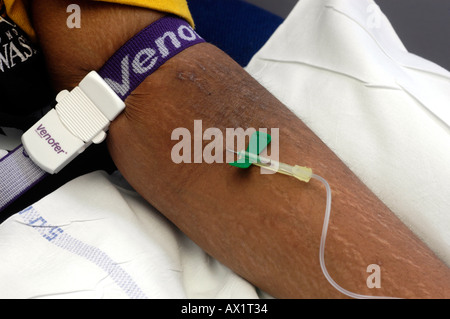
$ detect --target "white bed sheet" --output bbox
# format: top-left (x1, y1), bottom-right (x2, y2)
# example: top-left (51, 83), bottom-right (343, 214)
top-left (0, 0), bottom-right (449, 298)
top-left (0, 171), bottom-right (260, 299)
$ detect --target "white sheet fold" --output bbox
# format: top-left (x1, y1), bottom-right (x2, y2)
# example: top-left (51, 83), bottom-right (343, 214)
top-left (0, 172), bottom-right (259, 299)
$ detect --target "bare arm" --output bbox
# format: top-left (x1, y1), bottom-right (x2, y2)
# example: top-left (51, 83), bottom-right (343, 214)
top-left (31, 0), bottom-right (450, 298)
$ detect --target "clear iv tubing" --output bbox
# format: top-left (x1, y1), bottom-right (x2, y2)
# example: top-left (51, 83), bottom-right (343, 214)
top-left (231, 150), bottom-right (399, 298)
top-left (311, 173), bottom-right (399, 299)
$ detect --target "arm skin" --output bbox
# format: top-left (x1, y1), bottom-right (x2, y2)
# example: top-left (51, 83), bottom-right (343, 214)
top-left (31, 0), bottom-right (450, 298)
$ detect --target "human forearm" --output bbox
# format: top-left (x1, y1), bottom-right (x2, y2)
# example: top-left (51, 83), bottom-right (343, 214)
top-left (109, 43), bottom-right (450, 298)
top-left (32, 0), bottom-right (450, 298)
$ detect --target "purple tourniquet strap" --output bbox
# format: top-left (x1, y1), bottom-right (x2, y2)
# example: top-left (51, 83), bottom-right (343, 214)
top-left (0, 146), bottom-right (47, 210)
top-left (0, 16), bottom-right (204, 213)
top-left (99, 15), bottom-right (205, 100)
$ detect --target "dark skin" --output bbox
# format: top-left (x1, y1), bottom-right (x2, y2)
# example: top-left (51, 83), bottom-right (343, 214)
top-left (30, 0), bottom-right (450, 298)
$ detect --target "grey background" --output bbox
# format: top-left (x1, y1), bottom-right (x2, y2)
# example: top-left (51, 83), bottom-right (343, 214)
top-left (243, 0), bottom-right (450, 70)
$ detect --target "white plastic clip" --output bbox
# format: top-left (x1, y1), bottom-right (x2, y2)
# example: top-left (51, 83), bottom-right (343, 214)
top-left (22, 71), bottom-right (126, 174)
